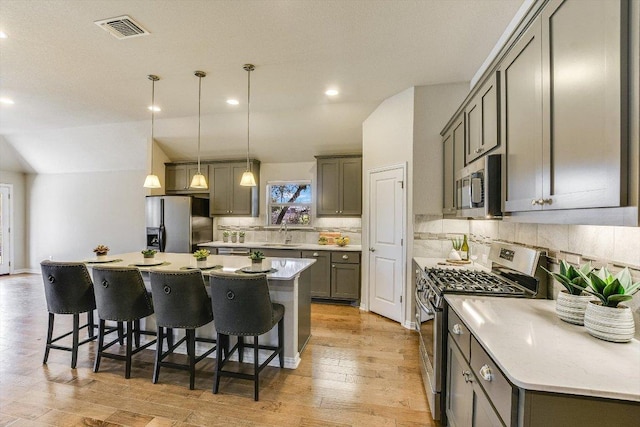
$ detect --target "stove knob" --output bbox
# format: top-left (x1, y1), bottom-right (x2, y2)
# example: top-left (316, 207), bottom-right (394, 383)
top-left (452, 324), bottom-right (463, 335)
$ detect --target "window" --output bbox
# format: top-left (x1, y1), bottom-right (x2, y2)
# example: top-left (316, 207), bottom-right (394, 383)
top-left (267, 181), bottom-right (312, 226)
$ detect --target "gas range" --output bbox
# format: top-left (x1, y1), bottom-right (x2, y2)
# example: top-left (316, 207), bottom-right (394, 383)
top-left (425, 268), bottom-right (524, 295)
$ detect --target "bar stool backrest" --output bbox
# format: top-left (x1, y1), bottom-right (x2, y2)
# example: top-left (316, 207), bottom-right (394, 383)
top-left (92, 267), bottom-right (154, 321)
top-left (149, 270), bottom-right (213, 328)
top-left (209, 272), bottom-right (274, 336)
top-left (40, 260), bottom-right (96, 314)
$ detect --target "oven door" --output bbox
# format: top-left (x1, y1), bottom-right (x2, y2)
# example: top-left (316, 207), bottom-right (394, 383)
top-left (415, 287), bottom-right (442, 420)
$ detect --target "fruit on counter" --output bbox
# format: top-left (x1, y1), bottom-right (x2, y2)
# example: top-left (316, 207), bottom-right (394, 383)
top-left (335, 236), bottom-right (350, 247)
top-left (318, 236), bottom-right (328, 245)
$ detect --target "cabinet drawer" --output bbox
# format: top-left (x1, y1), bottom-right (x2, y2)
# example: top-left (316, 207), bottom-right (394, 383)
top-left (448, 309), bottom-right (471, 360)
top-left (471, 336), bottom-right (514, 425)
top-left (331, 252), bottom-right (360, 264)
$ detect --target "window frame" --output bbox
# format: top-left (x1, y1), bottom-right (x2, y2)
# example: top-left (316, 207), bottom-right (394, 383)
top-left (265, 180), bottom-right (313, 228)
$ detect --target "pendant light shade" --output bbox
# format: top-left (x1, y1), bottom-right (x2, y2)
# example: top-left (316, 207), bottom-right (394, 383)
top-left (240, 64), bottom-right (257, 187)
top-left (190, 70), bottom-right (208, 189)
top-left (144, 74), bottom-right (162, 189)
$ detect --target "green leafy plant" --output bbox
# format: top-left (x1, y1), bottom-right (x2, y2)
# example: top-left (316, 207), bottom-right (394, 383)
top-left (541, 260), bottom-right (592, 296)
top-left (141, 249), bottom-right (157, 256)
top-left (93, 244), bottom-right (109, 255)
top-left (193, 249), bottom-right (210, 260)
top-left (451, 237), bottom-right (462, 251)
top-left (239, 231), bottom-right (246, 237)
top-left (249, 250), bottom-right (265, 261)
top-left (223, 231), bottom-right (230, 237)
top-left (231, 231), bottom-right (238, 236)
top-left (576, 267), bottom-right (640, 308)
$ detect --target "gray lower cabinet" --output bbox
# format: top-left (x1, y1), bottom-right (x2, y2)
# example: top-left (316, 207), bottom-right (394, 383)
top-left (316, 155), bottom-right (362, 217)
top-left (503, 0), bottom-right (627, 212)
top-left (330, 252), bottom-right (360, 300)
top-left (302, 250), bottom-right (331, 298)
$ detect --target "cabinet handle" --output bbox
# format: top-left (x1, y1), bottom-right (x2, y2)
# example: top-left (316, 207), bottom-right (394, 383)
top-left (312, 252), bottom-right (319, 257)
top-left (479, 364), bottom-right (493, 382)
top-left (531, 199), bottom-right (540, 205)
top-left (332, 264), bottom-right (336, 268)
top-left (462, 370), bottom-right (473, 383)
top-left (452, 324), bottom-right (463, 335)
top-left (369, 247), bottom-right (376, 252)
top-left (541, 198), bottom-right (552, 205)
top-left (336, 210), bottom-right (339, 213)
top-left (474, 147), bottom-right (484, 154)
top-left (342, 255), bottom-right (349, 260)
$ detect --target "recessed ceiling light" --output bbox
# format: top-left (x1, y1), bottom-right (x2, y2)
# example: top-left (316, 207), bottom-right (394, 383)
top-left (226, 99), bottom-right (239, 105)
top-left (325, 89), bottom-right (339, 96)
top-left (148, 105), bottom-right (161, 112)
top-left (0, 97), bottom-right (15, 105)
top-left (0, 32), bottom-right (8, 39)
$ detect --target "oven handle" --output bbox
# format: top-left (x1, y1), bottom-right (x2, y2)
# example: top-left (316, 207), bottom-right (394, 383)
top-left (415, 289), bottom-right (435, 317)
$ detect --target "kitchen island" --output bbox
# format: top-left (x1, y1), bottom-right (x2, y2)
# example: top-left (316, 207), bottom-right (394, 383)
top-left (86, 252), bottom-right (315, 369)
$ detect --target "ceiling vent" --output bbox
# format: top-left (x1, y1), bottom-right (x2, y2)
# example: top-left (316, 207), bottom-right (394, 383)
top-left (94, 15), bottom-right (149, 39)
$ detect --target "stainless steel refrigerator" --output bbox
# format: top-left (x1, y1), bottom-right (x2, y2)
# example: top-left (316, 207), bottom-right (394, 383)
top-left (145, 195), bottom-right (213, 253)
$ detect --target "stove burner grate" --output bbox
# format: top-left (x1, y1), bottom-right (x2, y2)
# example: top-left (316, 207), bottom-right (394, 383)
top-left (425, 267), bottom-right (524, 295)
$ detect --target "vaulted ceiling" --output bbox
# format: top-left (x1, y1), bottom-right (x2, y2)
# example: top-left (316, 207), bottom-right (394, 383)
top-left (0, 0), bottom-right (524, 173)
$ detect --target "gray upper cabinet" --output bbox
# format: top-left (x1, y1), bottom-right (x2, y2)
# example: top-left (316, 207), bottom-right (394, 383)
top-left (503, 0), bottom-right (628, 213)
top-left (443, 114), bottom-right (464, 214)
top-left (501, 16), bottom-right (544, 212)
top-left (165, 163), bottom-right (209, 194)
top-left (316, 155), bottom-right (362, 217)
top-left (209, 160), bottom-right (260, 216)
top-left (540, 0), bottom-right (627, 210)
top-left (466, 72), bottom-right (499, 164)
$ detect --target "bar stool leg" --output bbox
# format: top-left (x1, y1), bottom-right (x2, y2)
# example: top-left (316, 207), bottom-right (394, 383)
top-left (134, 319), bottom-right (141, 348)
top-left (117, 322), bottom-right (124, 345)
top-left (278, 317), bottom-right (285, 368)
top-left (94, 319), bottom-right (105, 372)
top-left (238, 336), bottom-right (244, 363)
top-left (43, 313), bottom-right (55, 364)
top-left (71, 313), bottom-right (80, 369)
top-left (153, 326), bottom-right (164, 384)
top-left (253, 335), bottom-right (259, 401)
top-left (125, 321), bottom-right (133, 379)
top-left (187, 329), bottom-right (196, 390)
top-left (213, 332), bottom-right (223, 394)
top-left (87, 310), bottom-right (95, 338)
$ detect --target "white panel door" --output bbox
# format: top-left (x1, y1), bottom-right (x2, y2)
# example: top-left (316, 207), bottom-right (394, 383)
top-left (368, 166), bottom-right (405, 322)
top-left (0, 185), bottom-right (11, 275)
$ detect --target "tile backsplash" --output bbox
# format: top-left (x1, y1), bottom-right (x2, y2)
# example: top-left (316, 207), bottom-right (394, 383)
top-left (413, 215), bottom-right (640, 334)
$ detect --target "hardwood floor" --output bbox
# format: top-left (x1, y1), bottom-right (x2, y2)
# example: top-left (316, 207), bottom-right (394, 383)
top-left (0, 274), bottom-right (436, 426)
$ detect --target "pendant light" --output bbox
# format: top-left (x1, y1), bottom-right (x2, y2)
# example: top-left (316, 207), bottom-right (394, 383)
top-left (190, 71), bottom-right (208, 189)
top-left (143, 74), bottom-right (162, 188)
top-left (239, 64), bottom-right (257, 187)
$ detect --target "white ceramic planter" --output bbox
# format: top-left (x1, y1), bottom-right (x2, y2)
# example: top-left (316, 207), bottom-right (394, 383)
top-left (584, 301), bottom-right (635, 343)
top-left (197, 259), bottom-right (208, 268)
top-left (96, 254), bottom-right (108, 261)
top-left (555, 290), bottom-right (595, 325)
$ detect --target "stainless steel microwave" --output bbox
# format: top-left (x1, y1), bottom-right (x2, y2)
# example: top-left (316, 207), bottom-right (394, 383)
top-left (455, 154), bottom-right (501, 218)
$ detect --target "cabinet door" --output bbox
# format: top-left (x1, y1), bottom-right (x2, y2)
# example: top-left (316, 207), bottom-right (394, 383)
top-left (166, 165), bottom-right (188, 192)
top-left (330, 262), bottom-right (360, 300)
top-left (453, 116), bottom-right (465, 175)
top-left (541, 0), bottom-right (626, 210)
top-left (340, 157), bottom-right (362, 216)
top-left (472, 381), bottom-right (505, 427)
top-left (466, 96), bottom-right (482, 164)
top-left (210, 164), bottom-right (231, 215)
top-left (187, 164), bottom-right (209, 193)
top-left (230, 163), bottom-right (252, 215)
top-left (443, 130), bottom-right (455, 214)
top-left (302, 250), bottom-right (331, 298)
top-left (502, 17), bottom-right (544, 212)
top-left (446, 337), bottom-right (473, 427)
top-left (480, 74), bottom-right (499, 158)
top-left (317, 158), bottom-right (341, 216)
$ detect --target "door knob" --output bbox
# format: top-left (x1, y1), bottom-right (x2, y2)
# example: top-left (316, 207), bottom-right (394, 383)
top-left (369, 247), bottom-right (376, 252)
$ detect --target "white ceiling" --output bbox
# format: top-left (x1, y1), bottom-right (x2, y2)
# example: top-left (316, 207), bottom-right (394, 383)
top-left (0, 0), bottom-right (524, 172)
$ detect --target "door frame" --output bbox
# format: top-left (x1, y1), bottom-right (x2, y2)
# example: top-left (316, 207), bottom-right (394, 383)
top-left (363, 163), bottom-right (407, 324)
top-left (0, 184), bottom-right (13, 275)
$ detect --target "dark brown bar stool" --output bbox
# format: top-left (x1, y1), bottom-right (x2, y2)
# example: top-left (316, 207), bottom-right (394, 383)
top-left (40, 260), bottom-right (97, 369)
top-left (91, 266), bottom-right (156, 379)
top-left (209, 272), bottom-right (284, 401)
top-left (149, 269), bottom-right (217, 390)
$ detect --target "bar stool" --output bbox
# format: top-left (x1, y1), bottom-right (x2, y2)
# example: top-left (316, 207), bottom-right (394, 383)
top-left (40, 260), bottom-right (97, 369)
top-left (149, 270), bottom-right (217, 390)
top-left (91, 266), bottom-right (156, 379)
top-left (209, 272), bottom-right (285, 401)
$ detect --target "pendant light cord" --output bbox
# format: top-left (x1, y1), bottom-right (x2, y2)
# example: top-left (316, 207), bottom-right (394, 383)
top-left (197, 74), bottom-right (202, 174)
top-left (148, 75), bottom-right (159, 175)
top-left (246, 66), bottom-right (251, 171)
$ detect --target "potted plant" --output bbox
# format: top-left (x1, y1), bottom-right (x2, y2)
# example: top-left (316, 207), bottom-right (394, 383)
top-left (541, 260), bottom-right (594, 325)
top-left (249, 250), bottom-right (265, 266)
top-left (193, 249), bottom-right (210, 267)
top-left (575, 267), bottom-right (640, 343)
top-left (449, 238), bottom-right (462, 261)
top-left (93, 244), bottom-right (109, 260)
top-left (141, 249), bottom-right (157, 264)
top-left (230, 231), bottom-right (238, 243)
top-left (222, 231), bottom-right (230, 243)
top-left (239, 231), bottom-right (246, 243)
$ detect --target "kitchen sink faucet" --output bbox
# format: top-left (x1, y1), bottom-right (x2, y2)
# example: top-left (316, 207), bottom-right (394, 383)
top-left (280, 220), bottom-right (292, 244)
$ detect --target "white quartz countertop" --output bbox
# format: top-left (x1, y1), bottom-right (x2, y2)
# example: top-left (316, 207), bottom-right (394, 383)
top-left (85, 252), bottom-right (315, 281)
top-left (199, 241), bottom-right (362, 252)
top-left (445, 295), bottom-right (640, 402)
top-left (413, 256), bottom-right (489, 271)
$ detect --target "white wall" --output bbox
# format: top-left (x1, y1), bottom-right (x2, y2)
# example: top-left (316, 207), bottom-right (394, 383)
top-left (27, 170), bottom-right (147, 269)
